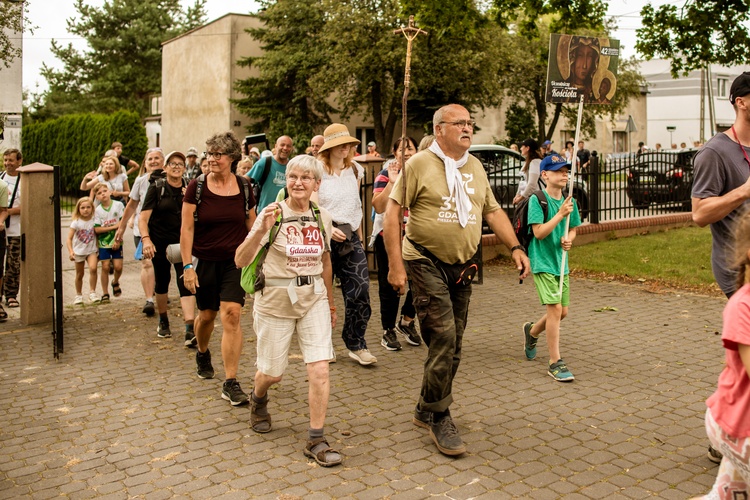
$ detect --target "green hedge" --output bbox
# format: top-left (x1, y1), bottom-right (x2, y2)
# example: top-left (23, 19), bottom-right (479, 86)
top-left (21, 111), bottom-right (148, 195)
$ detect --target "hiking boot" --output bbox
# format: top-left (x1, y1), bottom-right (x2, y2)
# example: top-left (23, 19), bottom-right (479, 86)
top-left (222, 379), bottom-right (249, 406)
top-left (429, 411), bottom-right (466, 456)
top-left (196, 349), bottom-right (215, 379)
top-left (396, 317), bottom-right (422, 346)
top-left (548, 359), bottom-right (575, 382)
top-left (142, 300), bottom-right (155, 317)
top-left (348, 349), bottom-right (377, 365)
top-left (523, 322), bottom-right (537, 360)
top-left (707, 445), bottom-right (723, 464)
top-left (413, 405), bottom-right (432, 429)
top-left (381, 329), bottom-right (402, 351)
top-left (184, 331), bottom-right (197, 348)
top-left (157, 321), bottom-right (171, 338)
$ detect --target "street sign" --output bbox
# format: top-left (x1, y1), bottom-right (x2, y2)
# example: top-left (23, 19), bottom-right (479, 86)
top-left (625, 115), bottom-right (637, 133)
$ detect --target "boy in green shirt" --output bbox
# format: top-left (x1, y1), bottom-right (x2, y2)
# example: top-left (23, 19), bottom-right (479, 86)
top-left (523, 154), bottom-right (581, 382)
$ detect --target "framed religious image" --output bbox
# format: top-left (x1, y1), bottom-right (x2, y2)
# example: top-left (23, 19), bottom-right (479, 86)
top-left (546, 35), bottom-right (620, 105)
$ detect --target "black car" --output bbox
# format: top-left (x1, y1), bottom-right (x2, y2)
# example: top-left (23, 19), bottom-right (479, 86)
top-left (626, 149), bottom-right (698, 210)
top-left (468, 144), bottom-right (589, 222)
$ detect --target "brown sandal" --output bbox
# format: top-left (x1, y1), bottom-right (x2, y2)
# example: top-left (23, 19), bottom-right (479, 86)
top-left (250, 395), bottom-right (272, 433)
top-left (304, 437), bottom-right (342, 467)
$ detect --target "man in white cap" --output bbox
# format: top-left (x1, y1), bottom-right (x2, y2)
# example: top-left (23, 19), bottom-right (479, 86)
top-left (184, 147), bottom-right (201, 181)
top-left (366, 141), bottom-right (382, 158)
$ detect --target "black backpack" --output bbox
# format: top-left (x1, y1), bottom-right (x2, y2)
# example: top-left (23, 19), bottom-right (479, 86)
top-left (511, 191), bottom-right (549, 251)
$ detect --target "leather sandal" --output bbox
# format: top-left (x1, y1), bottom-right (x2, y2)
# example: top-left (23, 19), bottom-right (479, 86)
top-left (112, 282), bottom-right (122, 297)
top-left (6, 297), bottom-right (19, 308)
top-left (304, 437), bottom-right (342, 467)
top-left (250, 395), bottom-right (272, 433)
top-left (0, 304), bottom-right (7, 322)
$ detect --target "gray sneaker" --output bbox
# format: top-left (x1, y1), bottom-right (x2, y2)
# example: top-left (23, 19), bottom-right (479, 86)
top-left (396, 317), bottom-right (422, 346)
top-left (381, 329), bottom-right (402, 351)
top-left (430, 411), bottom-right (466, 456)
top-left (413, 405), bottom-right (432, 429)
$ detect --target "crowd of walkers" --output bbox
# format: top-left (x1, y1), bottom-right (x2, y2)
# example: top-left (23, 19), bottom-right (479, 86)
top-left (3, 94), bottom-right (749, 484)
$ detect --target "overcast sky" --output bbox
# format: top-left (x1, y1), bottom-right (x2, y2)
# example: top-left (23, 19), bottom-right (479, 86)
top-left (20, 0), bottom-right (675, 96)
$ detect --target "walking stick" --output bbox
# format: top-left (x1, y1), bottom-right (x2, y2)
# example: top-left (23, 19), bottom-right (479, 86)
top-left (394, 16), bottom-right (426, 231)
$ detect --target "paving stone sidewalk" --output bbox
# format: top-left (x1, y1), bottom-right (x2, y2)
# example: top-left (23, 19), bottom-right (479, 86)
top-left (0, 247), bottom-right (727, 499)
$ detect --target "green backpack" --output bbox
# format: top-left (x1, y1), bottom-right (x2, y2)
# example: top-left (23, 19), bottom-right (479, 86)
top-left (240, 203), bottom-right (327, 295)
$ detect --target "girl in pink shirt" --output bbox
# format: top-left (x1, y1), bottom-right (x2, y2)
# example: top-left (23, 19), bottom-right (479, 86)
top-left (697, 209), bottom-right (750, 499)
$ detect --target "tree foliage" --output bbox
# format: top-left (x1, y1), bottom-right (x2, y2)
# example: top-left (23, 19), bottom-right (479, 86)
top-left (636, 0), bottom-right (750, 77)
top-left (37, 0), bottom-right (206, 119)
top-left (504, 102), bottom-right (537, 146)
top-left (0, 0), bottom-right (30, 68)
top-left (235, 0), bottom-right (504, 152)
top-left (492, 3), bottom-right (644, 142)
top-left (22, 110), bottom-right (147, 195)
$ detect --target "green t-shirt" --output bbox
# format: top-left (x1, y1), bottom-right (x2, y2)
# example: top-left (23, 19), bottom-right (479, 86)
top-left (248, 157), bottom-right (287, 211)
top-left (527, 191), bottom-right (581, 276)
top-left (390, 150), bottom-right (500, 264)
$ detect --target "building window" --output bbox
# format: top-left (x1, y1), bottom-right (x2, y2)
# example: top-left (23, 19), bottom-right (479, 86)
top-left (560, 130), bottom-right (574, 146)
top-left (717, 77), bottom-right (728, 98)
top-left (613, 131), bottom-right (627, 153)
top-left (150, 95), bottom-right (162, 116)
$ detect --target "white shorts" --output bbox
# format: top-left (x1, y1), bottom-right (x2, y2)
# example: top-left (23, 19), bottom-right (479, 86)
top-left (74, 252), bottom-right (97, 263)
top-left (253, 298), bottom-right (333, 378)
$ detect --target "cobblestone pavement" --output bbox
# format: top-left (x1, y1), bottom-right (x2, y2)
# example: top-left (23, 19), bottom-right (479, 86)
top-left (0, 238), bottom-right (727, 499)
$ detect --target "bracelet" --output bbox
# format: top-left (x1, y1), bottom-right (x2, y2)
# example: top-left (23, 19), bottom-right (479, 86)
top-left (183, 263), bottom-right (193, 270)
top-left (329, 306), bottom-right (336, 313)
top-left (510, 245), bottom-right (526, 254)
top-left (141, 235), bottom-right (151, 240)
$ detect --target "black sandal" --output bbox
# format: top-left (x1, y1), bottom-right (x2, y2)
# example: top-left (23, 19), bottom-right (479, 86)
top-left (100, 294), bottom-right (110, 303)
top-left (0, 304), bottom-right (7, 322)
top-left (6, 297), bottom-right (19, 308)
top-left (304, 437), bottom-right (342, 467)
top-left (112, 283), bottom-right (122, 297)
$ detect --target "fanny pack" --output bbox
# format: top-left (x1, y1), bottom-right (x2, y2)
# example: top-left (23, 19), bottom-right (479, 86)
top-left (406, 237), bottom-right (480, 287)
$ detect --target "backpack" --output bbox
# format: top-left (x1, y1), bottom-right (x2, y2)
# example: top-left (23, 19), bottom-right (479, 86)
top-left (152, 177), bottom-right (187, 207)
top-left (240, 202), bottom-right (327, 295)
top-left (193, 173), bottom-right (254, 223)
top-left (511, 191), bottom-right (548, 251)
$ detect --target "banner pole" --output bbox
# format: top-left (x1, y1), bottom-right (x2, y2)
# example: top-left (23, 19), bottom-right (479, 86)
top-left (558, 94), bottom-right (585, 296)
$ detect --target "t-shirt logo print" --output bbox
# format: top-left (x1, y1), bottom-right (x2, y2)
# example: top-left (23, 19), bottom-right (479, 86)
top-left (285, 225), bottom-right (323, 259)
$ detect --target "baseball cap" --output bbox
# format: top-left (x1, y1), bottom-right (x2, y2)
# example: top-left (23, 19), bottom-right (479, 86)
top-left (165, 151), bottom-right (186, 166)
top-left (367, 141), bottom-right (376, 147)
top-left (542, 140), bottom-right (553, 147)
top-left (730, 72), bottom-right (750, 104)
top-left (186, 147), bottom-right (198, 157)
top-left (540, 154), bottom-right (568, 172)
top-left (521, 138), bottom-right (539, 150)
top-left (250, 147), bottom-right (260, 155)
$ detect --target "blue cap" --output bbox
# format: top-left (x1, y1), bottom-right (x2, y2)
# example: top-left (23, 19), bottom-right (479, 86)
top-left (542, 140), bottom-right (553, 147)
top-left (540, 154), bottom-right (569, 172)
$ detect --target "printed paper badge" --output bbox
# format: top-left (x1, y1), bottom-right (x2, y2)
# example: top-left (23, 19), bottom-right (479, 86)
top-left (546, 35), bottom-right (620, 105)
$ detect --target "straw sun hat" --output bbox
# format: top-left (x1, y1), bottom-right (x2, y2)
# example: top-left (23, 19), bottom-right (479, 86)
top-left (318, 123), bottom-right (360, 153)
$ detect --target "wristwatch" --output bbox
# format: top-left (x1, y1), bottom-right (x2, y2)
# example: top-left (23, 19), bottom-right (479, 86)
top-left (510, 245), bottom-right (526, 254)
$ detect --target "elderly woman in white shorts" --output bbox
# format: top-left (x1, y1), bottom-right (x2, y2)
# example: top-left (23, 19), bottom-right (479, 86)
top-left (235, 154), bottom-right (341, 467)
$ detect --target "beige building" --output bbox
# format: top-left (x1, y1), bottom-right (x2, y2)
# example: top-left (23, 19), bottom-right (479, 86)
top-left (0, 23), bottom-right (23, 152)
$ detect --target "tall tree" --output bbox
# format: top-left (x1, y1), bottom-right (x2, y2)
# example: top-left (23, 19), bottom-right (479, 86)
top-left (492, 3), bottom-right (644, 142)
top-left (504, 103), bottom-right (537, 146)
top-left (636, 0), bottom-right (750, 77)
top-left (234, 0), bottom-right (504, 152)
top-left (233, 0), bottom-right (335, 152)
top-left (38, 0), bottom-right (206, 119)
top-left (0, 0), bottom-right (30, 68)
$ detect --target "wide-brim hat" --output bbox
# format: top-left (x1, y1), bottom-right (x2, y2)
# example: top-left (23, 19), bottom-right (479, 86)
top-left (319, 124), bottom-right (360, 153)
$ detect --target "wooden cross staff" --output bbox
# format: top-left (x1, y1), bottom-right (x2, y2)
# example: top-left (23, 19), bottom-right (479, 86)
top-left (393, 16), bottom-right (426, 218)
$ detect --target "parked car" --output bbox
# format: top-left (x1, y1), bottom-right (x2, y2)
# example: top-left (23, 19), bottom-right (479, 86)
top-left (468, 144), bottom-right (589, 224)
top-left (626, 149), bottom-right (698, 210)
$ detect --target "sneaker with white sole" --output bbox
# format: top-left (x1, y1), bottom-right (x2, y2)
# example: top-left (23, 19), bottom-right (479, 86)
top-left (73, 295), bottom-right (84, 305)
top-left (89, 292), bottom-right (101, 303)
top-left (548, 359), bottom-right (575, 382)
top-left (396, 317), bottom-right (422, 346)
top-left (348, 349), bottom-right (377, 365)
top-left (381, 329), bottom-right (402, 351)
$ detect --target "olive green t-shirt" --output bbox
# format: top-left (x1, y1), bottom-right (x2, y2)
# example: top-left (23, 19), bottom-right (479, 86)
top-left (389, 150), bottom-right (500, 264)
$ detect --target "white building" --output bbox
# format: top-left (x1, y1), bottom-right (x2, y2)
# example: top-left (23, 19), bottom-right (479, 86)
top-left (641, 59), bottom-right (750, 149)
top-left (0, 22), bottom-right (23, 152)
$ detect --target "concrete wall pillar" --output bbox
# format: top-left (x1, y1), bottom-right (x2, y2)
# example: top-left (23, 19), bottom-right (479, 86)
top-left (17, 163), bottom-right (54, 325)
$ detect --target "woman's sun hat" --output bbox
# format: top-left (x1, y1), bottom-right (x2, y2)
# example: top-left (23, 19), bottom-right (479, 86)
top-left (318, 123), bottom-right (360, 153)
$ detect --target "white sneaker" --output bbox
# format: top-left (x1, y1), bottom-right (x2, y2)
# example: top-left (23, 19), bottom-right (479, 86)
top-left (89, 292), bottom-right (101, 303)
top-left (73, 295), bottom-right (84, 305)
top-left (348, 349), bottom-right (377, 365)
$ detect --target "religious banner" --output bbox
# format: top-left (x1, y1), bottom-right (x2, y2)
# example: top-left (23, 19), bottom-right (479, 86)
top-left (546, 35), bottom-right (620, 105)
